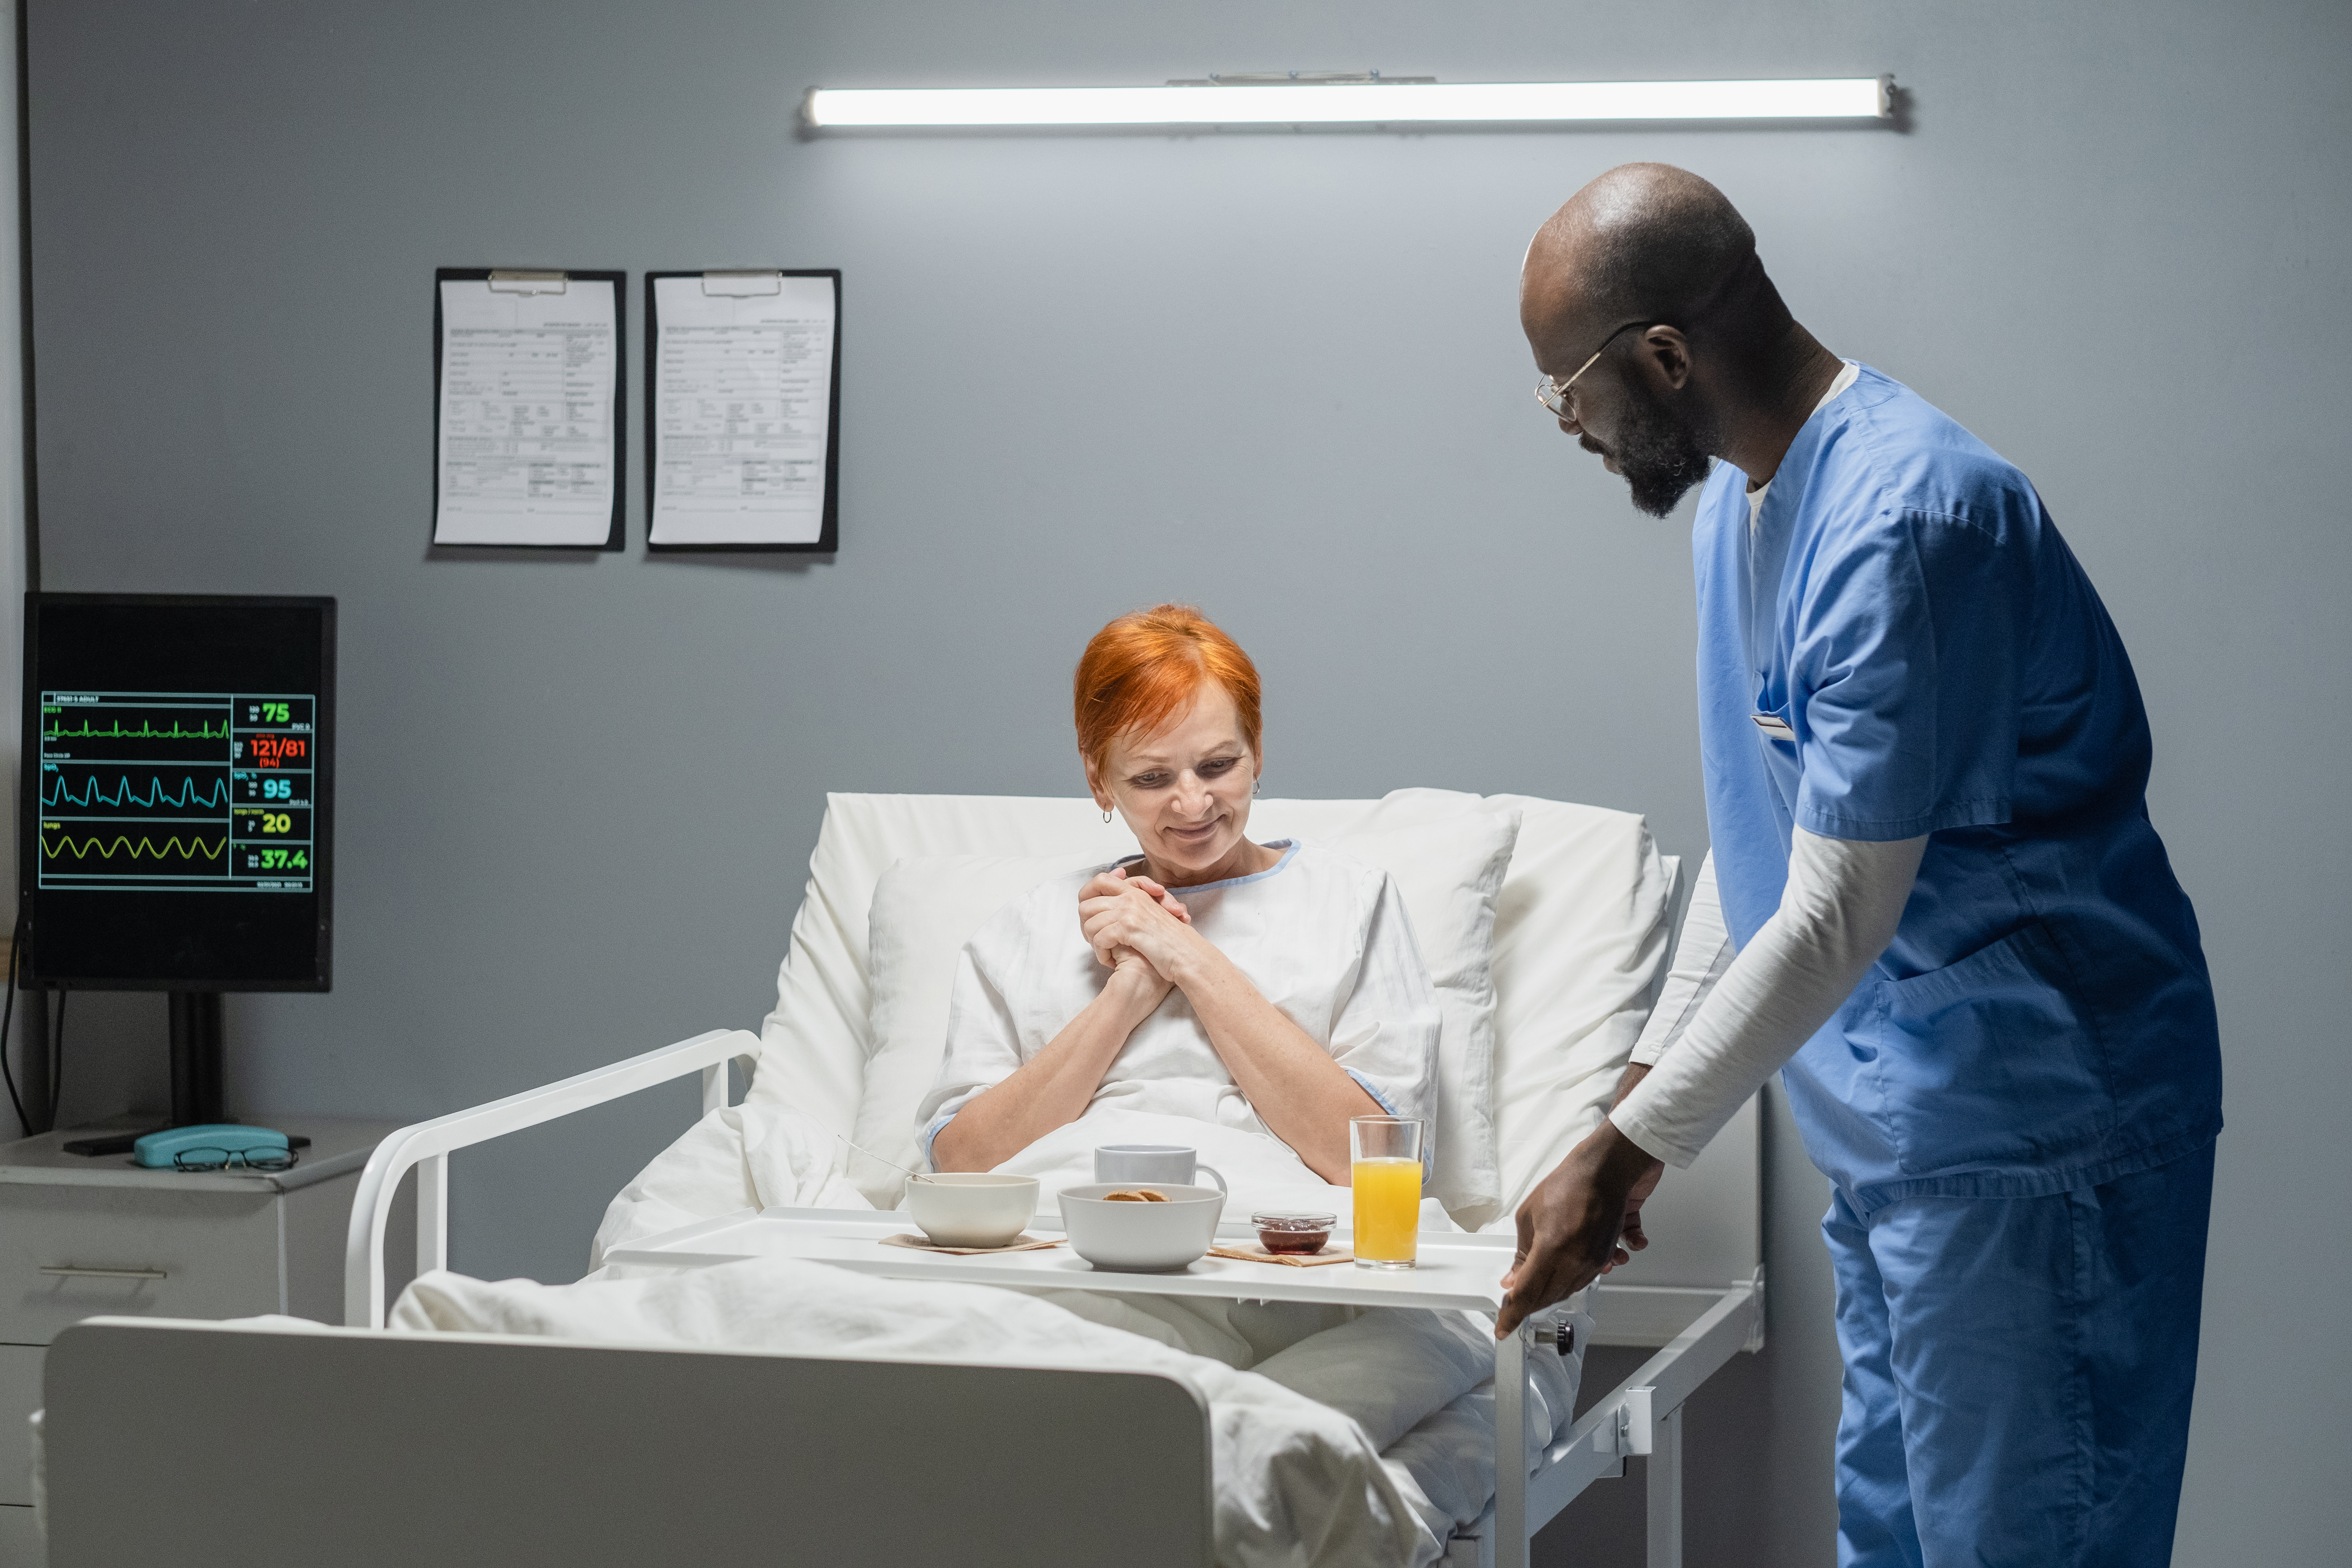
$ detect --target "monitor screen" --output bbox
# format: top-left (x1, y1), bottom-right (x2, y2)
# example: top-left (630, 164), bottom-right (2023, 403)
top-left (20, 594), bottom-right (335, 989)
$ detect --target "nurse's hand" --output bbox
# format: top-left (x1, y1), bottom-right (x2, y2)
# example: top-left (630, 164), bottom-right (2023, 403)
top-left (1495, 1121), bottom-right (1665, 1338)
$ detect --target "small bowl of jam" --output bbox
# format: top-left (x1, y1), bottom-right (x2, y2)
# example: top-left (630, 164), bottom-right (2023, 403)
top-left (1252, 1210), bottom-right (1338, 1255)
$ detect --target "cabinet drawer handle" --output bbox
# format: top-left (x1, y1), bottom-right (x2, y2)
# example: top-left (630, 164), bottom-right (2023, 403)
top-left (40, 1265), bottom-right (168, 1281)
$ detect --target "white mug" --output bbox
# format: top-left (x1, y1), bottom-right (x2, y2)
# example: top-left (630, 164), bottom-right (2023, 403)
top-left (1094, 1144), bottom-right (1227, 1195)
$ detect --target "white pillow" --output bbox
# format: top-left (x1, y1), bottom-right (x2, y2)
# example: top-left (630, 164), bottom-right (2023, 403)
top-left (1314, 798), bottom-right (1520, 1228)
top-left (1483, 795), bottom-right (1674, 1224)
top-left (747, 795), bottom-right (1132, 1144)
top-left (851, 851), bottom-right (1106, 1205)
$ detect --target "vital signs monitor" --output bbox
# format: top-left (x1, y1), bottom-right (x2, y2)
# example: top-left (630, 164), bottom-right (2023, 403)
top-left (20, 593), bottom-right (335, 989)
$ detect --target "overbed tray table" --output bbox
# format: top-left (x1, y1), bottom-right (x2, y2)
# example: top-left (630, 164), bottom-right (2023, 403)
top-left (605, 1207), bottom-right (1563, 1568)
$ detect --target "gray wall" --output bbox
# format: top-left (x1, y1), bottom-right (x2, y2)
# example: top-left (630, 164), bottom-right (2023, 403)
top-left (0, 3), bottom-right (21, 916)
top-left (24, 1), bottom-right (2349, 1562)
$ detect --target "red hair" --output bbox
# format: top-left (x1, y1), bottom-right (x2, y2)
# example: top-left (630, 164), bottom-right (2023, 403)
top-left (1074, 605), bottom-right (1262, 776)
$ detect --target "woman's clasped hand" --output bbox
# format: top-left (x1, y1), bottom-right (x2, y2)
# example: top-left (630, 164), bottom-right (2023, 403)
top-left (1078, 865), bottom-right (1193, 994)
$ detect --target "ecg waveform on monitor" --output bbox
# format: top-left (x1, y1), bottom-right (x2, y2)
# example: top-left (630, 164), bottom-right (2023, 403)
top-left (41, 832), bottom-right (227, 867)
top-left (42, 774), bottom-right (232, 810)
top-left (42, 717), bottom-right (230, 741)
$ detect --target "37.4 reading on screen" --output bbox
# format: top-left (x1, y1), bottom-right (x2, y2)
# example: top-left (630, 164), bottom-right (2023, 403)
top-left (20, 595), bottom-right (336, 990)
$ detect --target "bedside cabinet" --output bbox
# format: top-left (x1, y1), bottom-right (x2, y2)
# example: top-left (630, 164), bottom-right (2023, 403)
top-left (0, 1118), bottom-right (406, 1564)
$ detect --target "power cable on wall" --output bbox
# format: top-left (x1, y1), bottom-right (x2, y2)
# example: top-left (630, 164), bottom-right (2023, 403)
top-left (16, 0), bottom-right (37, 591)
top-left (0, 920), bottom-right (66, 1137)
top-left (12, 0), bottom-right (42, 1134)
top-left (0, 919), bottom-right (23, 1133)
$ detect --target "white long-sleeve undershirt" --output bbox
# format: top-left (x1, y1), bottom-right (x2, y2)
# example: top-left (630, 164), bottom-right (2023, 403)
top-left (1609, 830), bottom-right (1928, 1168)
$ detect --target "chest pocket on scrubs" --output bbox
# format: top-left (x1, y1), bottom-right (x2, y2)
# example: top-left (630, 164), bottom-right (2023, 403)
top-left (1867, 920), bottom-right (2115, 1175)
top-left (1750, 694), bottom-right (1803, 818)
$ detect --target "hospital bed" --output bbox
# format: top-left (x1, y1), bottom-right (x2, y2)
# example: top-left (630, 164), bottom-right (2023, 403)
top-left (37, 791), bottom-right (1764, 1568)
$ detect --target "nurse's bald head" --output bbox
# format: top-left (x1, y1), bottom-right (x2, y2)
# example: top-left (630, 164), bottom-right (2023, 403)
top-left (1521, 164), bottom-right (1842, 518)
top-left (1521, 163), bottom-right (1788, 369)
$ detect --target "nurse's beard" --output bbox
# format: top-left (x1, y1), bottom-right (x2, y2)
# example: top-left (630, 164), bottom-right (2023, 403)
top-left (1611, 376), bottom-right (1715, 519)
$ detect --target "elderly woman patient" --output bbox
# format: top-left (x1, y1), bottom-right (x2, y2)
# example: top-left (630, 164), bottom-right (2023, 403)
top-left (923, 603), bottom-right (1437, 1197)
top-left (891, 606), bottom-right (1576, 1552)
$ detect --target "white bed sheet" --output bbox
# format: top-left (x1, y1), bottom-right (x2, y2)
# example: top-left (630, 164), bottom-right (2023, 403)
top-left (573, 1098), bottom-right (1582, 1564)
top-left (398, 1257), bottom-right (1450, 1567)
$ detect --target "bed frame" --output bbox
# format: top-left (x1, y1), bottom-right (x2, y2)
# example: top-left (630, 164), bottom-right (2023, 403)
top-left (42, 1028), bottom-right (1762, 1568)
top-left (43, 793), bottom-right (1764, 1565)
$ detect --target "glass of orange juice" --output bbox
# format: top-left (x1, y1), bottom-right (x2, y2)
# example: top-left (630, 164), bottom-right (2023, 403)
top-left (1350, 1116), bottom-right (1424, 1270)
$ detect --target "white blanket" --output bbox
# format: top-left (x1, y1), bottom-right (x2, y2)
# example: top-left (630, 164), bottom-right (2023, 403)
top-left (399, 1259), bottom-right (1465, 1567)
top-left (557, 1101), bottom-right (1587, 1563)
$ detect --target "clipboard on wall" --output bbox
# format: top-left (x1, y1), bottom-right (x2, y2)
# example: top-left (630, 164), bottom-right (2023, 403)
top-left (432, 268), bottom-right (628, 550)
top-left (644, 270), bottom-right (841, 553)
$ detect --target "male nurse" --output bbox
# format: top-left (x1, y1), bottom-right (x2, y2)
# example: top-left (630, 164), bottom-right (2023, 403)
top-left (1496, 162), bottom-right (2222, 1568)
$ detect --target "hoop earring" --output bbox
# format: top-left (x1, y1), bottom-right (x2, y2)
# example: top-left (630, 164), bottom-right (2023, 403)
top-left (1102, 808), bottom-right (1113, 824)
top-left (1254, 778), bottom-right (1262, 796)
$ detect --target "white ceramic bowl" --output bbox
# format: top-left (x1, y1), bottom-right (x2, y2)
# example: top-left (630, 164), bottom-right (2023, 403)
top-left (906, 1173), bottom-right (1039, 1248)
top-left (1058, 1182), bottom-right (1227, 1272)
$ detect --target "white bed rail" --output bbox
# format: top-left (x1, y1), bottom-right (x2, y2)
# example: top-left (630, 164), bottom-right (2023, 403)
top-left (343, 1028), bottom-right (755, 1328)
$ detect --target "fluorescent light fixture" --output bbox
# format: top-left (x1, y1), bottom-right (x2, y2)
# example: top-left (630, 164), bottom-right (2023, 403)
top-left (804, 77), bottom-right (1893, 130)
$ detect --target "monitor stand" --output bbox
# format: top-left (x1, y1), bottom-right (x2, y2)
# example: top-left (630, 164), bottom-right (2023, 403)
top-left (61, 992), bottom-right (248, 1156)
top-left (168, 991), bottom-right (226, 1127)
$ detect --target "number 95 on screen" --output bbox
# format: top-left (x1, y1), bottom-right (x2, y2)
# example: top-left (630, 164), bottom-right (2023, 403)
top-left (234, 772), bottom-right (308, 805)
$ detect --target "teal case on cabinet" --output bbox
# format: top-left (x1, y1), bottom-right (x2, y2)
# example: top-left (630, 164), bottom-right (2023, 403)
top-left (133, 1124), bottom-right (292, 1169)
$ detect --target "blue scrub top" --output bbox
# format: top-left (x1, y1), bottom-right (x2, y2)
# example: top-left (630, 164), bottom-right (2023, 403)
top-left (1695, 366), bottom-right (2221, 1212)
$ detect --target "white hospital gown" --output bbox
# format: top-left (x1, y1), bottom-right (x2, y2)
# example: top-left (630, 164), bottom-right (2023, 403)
top-left (916, 839), bottom-right (1440, 1164)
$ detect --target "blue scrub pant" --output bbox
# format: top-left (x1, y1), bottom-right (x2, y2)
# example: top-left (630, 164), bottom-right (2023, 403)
top-left (1824, 1141), bottom-right (2214, 1568)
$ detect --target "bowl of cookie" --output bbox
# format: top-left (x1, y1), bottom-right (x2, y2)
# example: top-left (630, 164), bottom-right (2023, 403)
top-left (1058, 1182), bottom-right (1227, 1272)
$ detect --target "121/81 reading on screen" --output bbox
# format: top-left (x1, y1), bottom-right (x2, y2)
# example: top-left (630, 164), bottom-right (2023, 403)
top-left (38, 690), bottom-right (318, 892)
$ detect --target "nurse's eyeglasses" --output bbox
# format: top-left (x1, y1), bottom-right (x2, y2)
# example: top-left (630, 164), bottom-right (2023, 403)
top-left (1533, 319), bottom-right (1660, 421)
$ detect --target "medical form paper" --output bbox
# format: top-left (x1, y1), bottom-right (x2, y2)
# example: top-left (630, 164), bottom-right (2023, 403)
top-left (649, 273), bottom-right (838, 548)
top-left (433, 275), bottom-right (621, 548)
